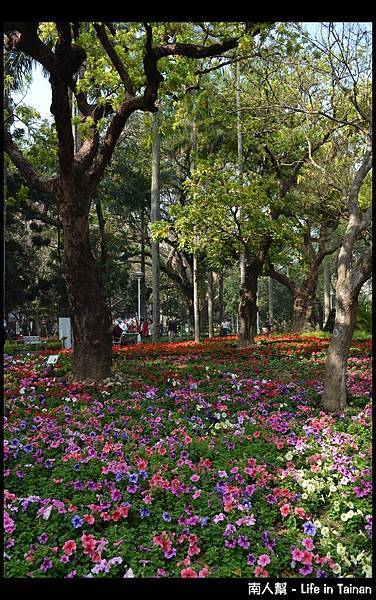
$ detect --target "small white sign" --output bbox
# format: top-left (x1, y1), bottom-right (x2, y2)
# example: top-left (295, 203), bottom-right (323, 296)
top-left (46, 354), bottom-right (59, 365)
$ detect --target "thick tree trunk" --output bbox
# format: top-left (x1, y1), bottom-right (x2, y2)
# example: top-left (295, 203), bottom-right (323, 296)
top-left (321, 290), bottom-right (358, 412)
top-left (291, 269), bottom-right (319, 333)
top-left (291, 291), bottom-right (314, 332)
top-left (95, 199), bottom-right (107, 289)
top-left (238, 258), bottom-right (259, 347)
top-left (59, 183), bottom-right (112, 381)
top-left (207, 270), bottom-right (214, 338)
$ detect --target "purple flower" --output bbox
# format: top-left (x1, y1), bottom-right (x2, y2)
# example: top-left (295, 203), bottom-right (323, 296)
top-left (61, 554), bottom-right (70, 564)
top-left (38, 533), bottom-right (49, 544)
top-left (316, 569), bottom-right (326, 577)
top-left (140, 508), bottom-right (150, 518)
top-left (266, 494), bottom-right (277, 504)
top-left (164, 548), bottom-right (176, 559)
top-left (40, 557), bottom-right (53, 572)
top-left (303, 520), bottom-right (316, 536)
top-left (162, 512), bottom-right (172, 522)
top-left (71, 515), bottom-right (83, 528)
top-left (247, 553), bottom-right (256, 566)
top-left (237, 535), bottom-right (250, 549)
top-left (128, 473), bottom-right (138, 483)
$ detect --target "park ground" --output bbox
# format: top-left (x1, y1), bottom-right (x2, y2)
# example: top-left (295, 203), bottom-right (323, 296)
top-left (3, 334), bottom-right (372, 578)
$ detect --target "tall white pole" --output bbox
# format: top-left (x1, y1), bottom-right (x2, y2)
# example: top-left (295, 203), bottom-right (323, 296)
top-left (138, 278), bottom-right (141, 321)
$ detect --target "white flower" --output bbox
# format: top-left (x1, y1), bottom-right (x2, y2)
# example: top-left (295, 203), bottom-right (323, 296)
top-left (363, 564), bottom-right (372, 578)
top-left (332, 563), bottom-right (341, 574)
top-left (124, 567), bottom-right (135, 578)
top-left (285, 451), bottom-right (293, 461)
top-left (321, 527), bottom-right (329, 537)
top-left (336, 543), bottom-right (345, 556)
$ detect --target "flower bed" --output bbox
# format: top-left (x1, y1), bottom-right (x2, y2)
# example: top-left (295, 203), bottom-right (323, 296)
top-left (3, 336), bottom-right (372, 578)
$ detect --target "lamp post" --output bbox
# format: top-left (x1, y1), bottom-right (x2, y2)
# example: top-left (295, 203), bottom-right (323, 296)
top-left (133, 271), bottom-right (144, 342)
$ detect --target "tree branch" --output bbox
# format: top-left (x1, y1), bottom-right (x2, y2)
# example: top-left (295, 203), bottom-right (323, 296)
top-left (265, 263), bottom-right (296, 296)
top-left (4, 131), bottom-right (57, 193)
top-left (93, 22), bottom-right (135, 96)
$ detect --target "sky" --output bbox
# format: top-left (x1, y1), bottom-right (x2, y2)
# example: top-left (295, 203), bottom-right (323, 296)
top-left (12, 22), bottom-right (371, 120)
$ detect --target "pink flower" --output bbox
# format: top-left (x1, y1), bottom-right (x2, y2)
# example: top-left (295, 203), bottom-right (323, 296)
top-left (181, 567), bottom-right (198, 578)
top-left (257, 554), bottom-right (270, 567)
top-left (83, 514), bottom-right (95, 525)
top-left (213, 513), bottom-right (225, 523)
top-left (302, 538), bottom-right (314, 551)
top-left (62, 540), bottom-right (77, 556)
top-left (199, 567), bottom-right (210, 577)
top-left (294, 507), bottom-right (306, 519)
top-left (291, 548), bottom-right (304, 562)
top-left (4, 511), bottom-right (16, 534)
top-left (190, 474), bottom-right (200, 482)
top-left (301, 550), bottom-right (314, 565)
top-left (254, 566), bottom-right (269, 577)
top-left (280, 504), bottom-right (290, 517)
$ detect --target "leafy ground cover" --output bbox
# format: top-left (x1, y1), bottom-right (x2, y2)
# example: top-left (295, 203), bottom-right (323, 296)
top-left (3, 335), bottom-right (372, 578)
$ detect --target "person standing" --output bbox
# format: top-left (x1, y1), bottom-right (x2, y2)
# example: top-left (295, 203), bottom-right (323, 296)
top-left (167, 319), bottom-right (174, 341)
top-left (221, 317), bottom-right (230, 336)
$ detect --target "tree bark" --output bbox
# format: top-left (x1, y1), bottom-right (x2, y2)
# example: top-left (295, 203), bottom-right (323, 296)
top-left (151, 112), bottom-right (161, 341)
top-left (95, 198), bottom-right (107, 290)
top-left (59, 181), bottom-right (112, 381)
top-left (323, 259), bottom-right (331, 326)
top-left (290, 269), bottom-right (319, 333)
top-left (207, 270), bottom-right (214, 338)
top-left (321, 290), bottom-right (358, 412)
top-left (238, 257), bottom-right (259, 347)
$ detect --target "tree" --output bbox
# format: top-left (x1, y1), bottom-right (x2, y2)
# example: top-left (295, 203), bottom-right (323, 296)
top-left (4, 21), bottom-right (256, 380)
top-left (299, 23), bottom-right (372, 412)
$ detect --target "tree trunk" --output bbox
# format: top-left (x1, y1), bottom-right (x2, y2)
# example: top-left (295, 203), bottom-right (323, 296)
top-left (291, 291), bottom-right (314, 332)
top-left (151, 112), bottom-right (161, 341)
top-left (323, 260), bottom-right (331, 326)
top-left (193, 253), bottom-right (200, 342)
top-left (238, 258), bottom-right (259, 347)
top-left (95, 199), bottom-right (107, 290)
top-left (321, 291), bottom-right (358, 412)
top-left (291, 269), bottom-right (319, 333)
top-left (207, 270), bottom-right (214, 338)
top-left (59, 183), bottom-right (112, 381)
